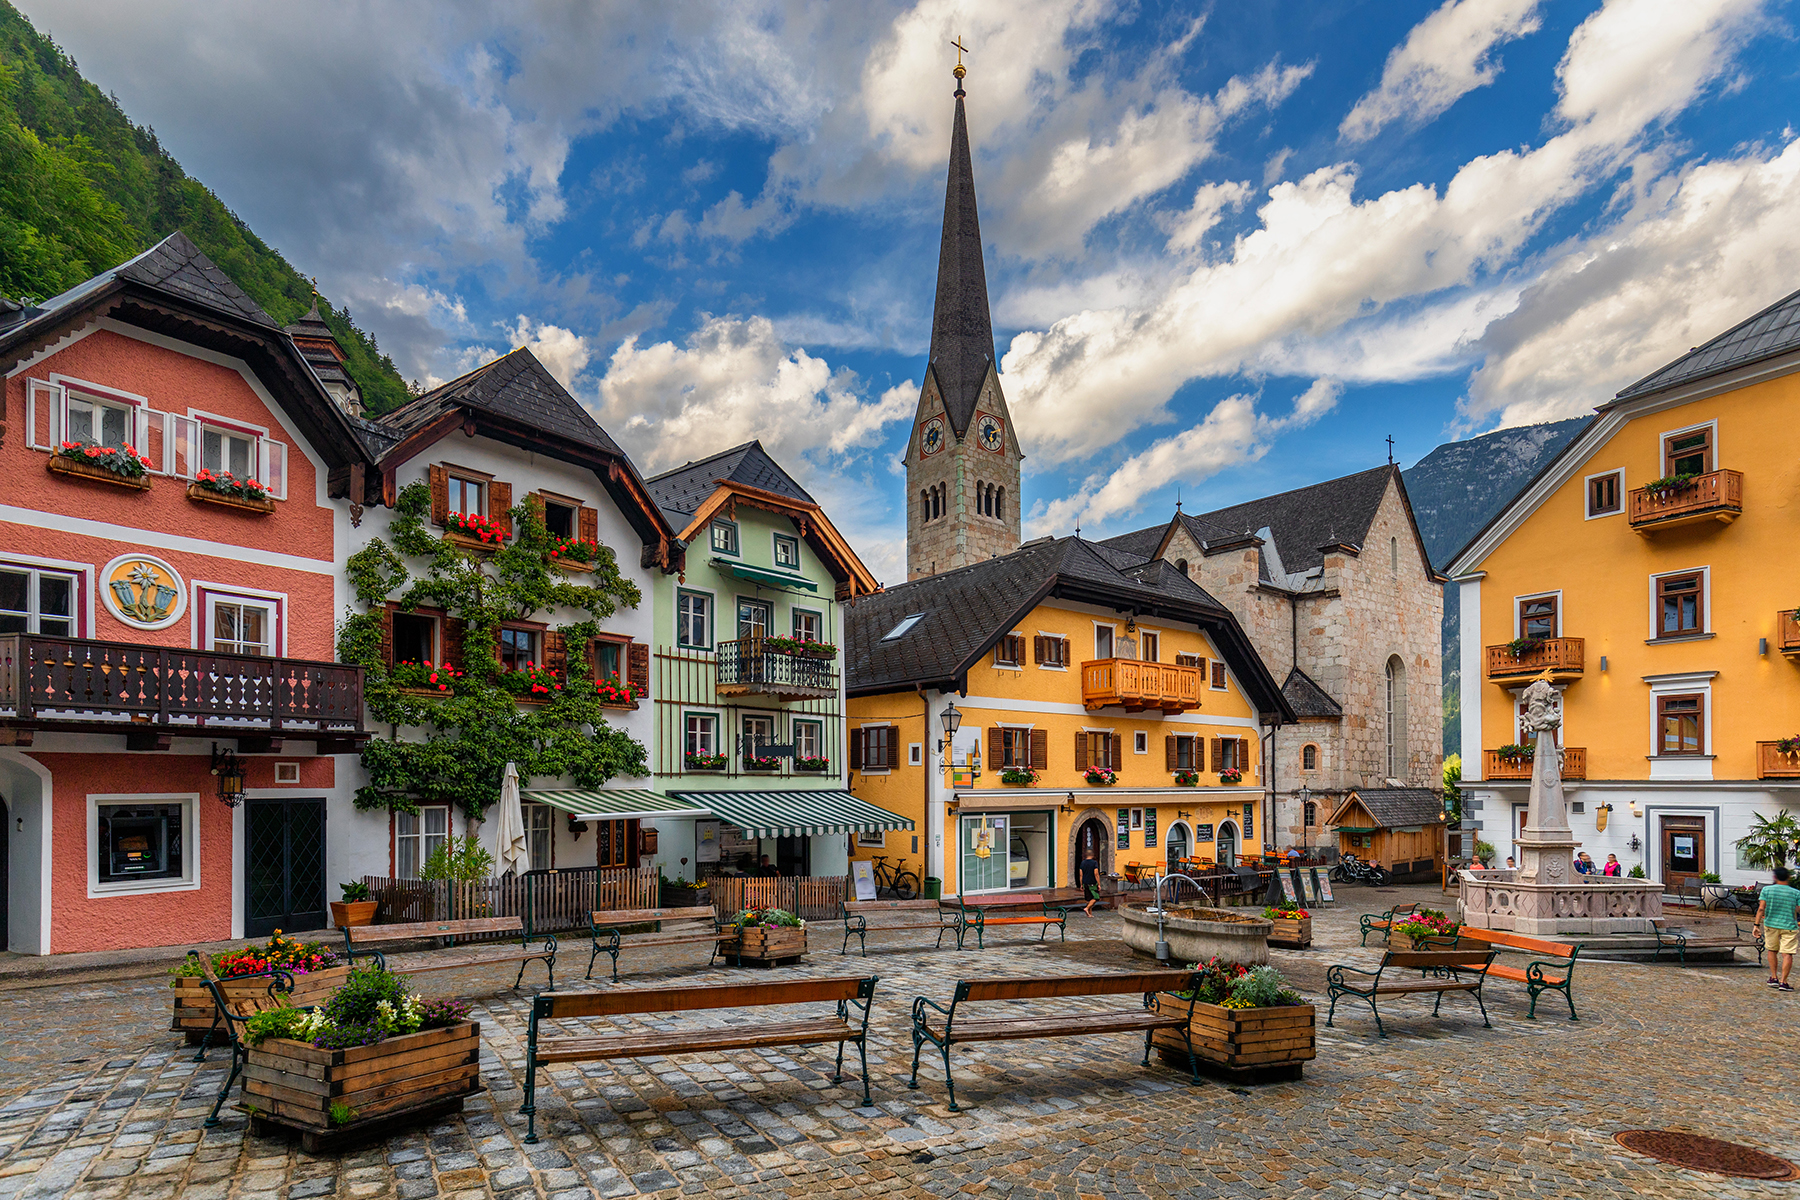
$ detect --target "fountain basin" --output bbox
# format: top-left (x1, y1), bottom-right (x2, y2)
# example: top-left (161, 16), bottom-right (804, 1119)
top-left (1118, 903), bottom-right (1271, 965)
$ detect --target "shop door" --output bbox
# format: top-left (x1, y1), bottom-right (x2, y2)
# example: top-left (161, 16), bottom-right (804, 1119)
top-left (1216, 821), bottom-right (1238, 867)
top-left (1165, 823), bottom-right (1190, 872)
top-left (1660, 816), bottom-right (1706, 892)
top-left (960, 814), bottom-right (1011, 894)
top-left (775, 835), bottom-right (809, 877)
top-left (246, 798), bottom-right (327, 937)
top-left (1078, 818), bottom-right (1107, 864)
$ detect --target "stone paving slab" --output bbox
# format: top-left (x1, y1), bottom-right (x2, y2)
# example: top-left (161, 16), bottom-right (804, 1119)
top-left (0, 886), bottom-right (1787, 1198)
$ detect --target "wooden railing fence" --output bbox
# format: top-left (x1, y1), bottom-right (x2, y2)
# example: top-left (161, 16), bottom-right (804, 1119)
top-left (708, 874), bottom-right (848, 921)
top-left (361, 864), bottom-right (658, 938)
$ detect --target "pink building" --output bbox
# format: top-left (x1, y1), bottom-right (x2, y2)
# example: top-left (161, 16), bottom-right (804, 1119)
top-left (0, 233), bottom-right (378, 953)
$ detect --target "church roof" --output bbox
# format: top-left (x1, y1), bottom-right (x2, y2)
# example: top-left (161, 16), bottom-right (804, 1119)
top-left (927, 82), bottom-right (997, 439)
top-left (645, 440), bottom-right (814, 530)
top-left (1281, 667), bottom-right (1342, 719)
top-left (380, 348), bottom-right (625, 457)
top-left (1613, 285), bottom-right (1800, 401)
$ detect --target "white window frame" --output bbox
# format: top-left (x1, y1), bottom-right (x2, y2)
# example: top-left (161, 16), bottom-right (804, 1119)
top-left (88, 793), bottom-right (200, 898)
top-left (274, 762), bottom-right (301, 784)
top-left (772, 533), bottom-right (801, 569)
top-left (908, 742), bottom-right (923, 766)
top-left (1133, 730), bottom-right (1149, 755)
top-left (858, 721), bottom-right (895, 776)
top-left (993, 631), bottom-right (1025, 670)
top-left (396, 805), bottom-right (451, 880)
top-left (1645, 672), bottom-right (1716, 780)
top-left (711, 518), bottom-right (739, 556)
top-left (678, 588), bottom-right (714, 649)
top-left (0, 558), bottom-right (84, 637)
top-left (193, 582), bottom-right (287, 657)
top-left (1647, 566), bottom-right (1710, 641)
top-left (201, 593), bottom-right (281, 657)
top-left (54, 374), bottom-right (149, 454)
top-left (1035, 631), bottom-right (1069, 671)
top-left (685, 712), bottom-right (720, 760)
top-left (523, 802), bottom-right (554, 872)
top-left (1094, 622), bottom-right (1115, 660)
top-left (1583, 467), bottom-right (1625, 519)
top-left (1512, 590), bottom-right (1563, 639)
top-left (793, 719), bottom-right (823, 761)
top-left (186, 408), bottom-right (288, 500)
top-left (1138, 628), bottom-right (1161, 663)
top-left (792, 608), bottom-right (823, 642)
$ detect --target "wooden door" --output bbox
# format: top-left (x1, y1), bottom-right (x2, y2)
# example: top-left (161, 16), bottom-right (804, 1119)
top-left (1661, 816), bottom-right (1706, 891)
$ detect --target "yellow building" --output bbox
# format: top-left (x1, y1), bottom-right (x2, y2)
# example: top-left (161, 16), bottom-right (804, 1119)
top-left (1449, 287), bottom-right (1800, 890)
top-left (845, 538), bottom-right (1295, 897)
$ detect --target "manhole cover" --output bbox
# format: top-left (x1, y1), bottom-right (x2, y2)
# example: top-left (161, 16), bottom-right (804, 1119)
top-left (1615, 1130), bottom-right (1799, 1180)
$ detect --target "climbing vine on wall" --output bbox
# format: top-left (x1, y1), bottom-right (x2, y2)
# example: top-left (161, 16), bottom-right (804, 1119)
top-left (338, 480), bottom-right (648, 821)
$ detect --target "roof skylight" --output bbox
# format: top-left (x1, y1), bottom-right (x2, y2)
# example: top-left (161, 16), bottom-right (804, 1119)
top-left (880, 613), bottom-right (926, 642)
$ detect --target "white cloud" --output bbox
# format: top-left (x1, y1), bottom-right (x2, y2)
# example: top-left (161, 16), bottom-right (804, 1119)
top-left (1340, 0), bottom-right (1543, 143)
top-left (503, 317), bottom-right (593, 390)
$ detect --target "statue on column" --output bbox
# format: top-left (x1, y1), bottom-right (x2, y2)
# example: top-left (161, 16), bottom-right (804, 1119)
top-left (1515, 678), bottom-right (1577, 884)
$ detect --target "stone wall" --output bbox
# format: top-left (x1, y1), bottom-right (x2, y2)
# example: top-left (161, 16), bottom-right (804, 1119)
top-left (906, 374), bottom-right (1021, 579)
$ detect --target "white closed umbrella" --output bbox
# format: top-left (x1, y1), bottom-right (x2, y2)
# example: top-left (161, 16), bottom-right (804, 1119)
top-left (495, 762), bottom-right (529, 877)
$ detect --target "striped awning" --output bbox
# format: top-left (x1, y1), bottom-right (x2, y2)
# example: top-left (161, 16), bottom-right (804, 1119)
top-left (523, 789), bottom-right (705, 820)
top-left (668, 789), bottom-right (913, 839)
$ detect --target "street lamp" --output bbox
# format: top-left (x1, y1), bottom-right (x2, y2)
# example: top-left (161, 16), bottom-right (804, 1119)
top-left (1296, 784), bottom-right (1312, 855)
top-left (937, 702), bottom-right (961, 766)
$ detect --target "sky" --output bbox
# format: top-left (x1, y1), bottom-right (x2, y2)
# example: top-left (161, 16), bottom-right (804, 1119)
top-left (27, 0), bottom-right (1800, 584)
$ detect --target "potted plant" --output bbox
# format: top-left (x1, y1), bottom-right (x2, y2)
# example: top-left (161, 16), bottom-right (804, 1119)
top-left (725, 907), bottom-right (806, 963)
top-left (658, 873), bottom-right (711, 908)
top-left (1501, 637), bottom-right (1534, 658)
top-left (50, 440), bottom-right (154, 489)
top-left (794, 755), bottom-right (830, 772)
top-left (331, 881), bottom-right (379, 929)
top-left (1000, 767), bottom-right (1039, 785)
top-left (800, 640), bottom-right (839, 660)
top-left (1737, 810), bottom-right (1800, 869)
top-left (1643, 473), bottom-right (1697, 498)
top-left (743, 753), bottom-right (783, 771)
top-left (545, 534), bottom-right (600, 572)
top-left (1494, 742), bottom-right (1535, 760)
top-left (1151, 960), bottom-right (1315, 1081)
top-left (188, 467), bottom-right (274, 513)
top-left (1776, 736), bottom-right (1800, 756)
top-left (1262, 900), bottom-right (1312, 948)
top-left (1174, 770), bottom-right (1200, 786)
top-left (1390, 907), bottom-right (1460, 950)
top-left (1217, 767), bottom-right (1243, 785)
top-left (1628, 863), bottom-right (1646, 879)
top-left (168, 933), bottom-right (346, 1042)
top-left (685, 751), bottom-right (728, 771)
top-left (1083, 766), bottom-right (1117, 786)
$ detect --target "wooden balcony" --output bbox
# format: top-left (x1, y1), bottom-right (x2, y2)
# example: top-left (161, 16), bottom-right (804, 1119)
top-left (714, 637), bottom-right (836, 702)
top-left (1778, 610), bottom-right (1800, 656)
top-left (1080, 658), bottom-right (1202, 713)
top-left (1628, 469), bottom-right (1743, 532)
top-left (1483, 747), bottom-right (1586, 781)
top-left (0, 633), bottom-right (365, 750)
top-left (1484, 637), bottom-right (1584, 683)
top-left (1756, 741), bottom-right (1800, 780)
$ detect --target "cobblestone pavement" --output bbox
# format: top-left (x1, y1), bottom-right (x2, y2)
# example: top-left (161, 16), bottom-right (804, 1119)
top-left (0, 887), bottom-right (1788, 1199)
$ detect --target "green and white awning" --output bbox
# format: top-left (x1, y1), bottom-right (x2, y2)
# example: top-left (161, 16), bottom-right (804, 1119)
top-left (713, 559), bottom-right (819, 592)
top-left (523, 789), bottom-right (705, 821)
top-left (668, 789), bottom-right (913, 839)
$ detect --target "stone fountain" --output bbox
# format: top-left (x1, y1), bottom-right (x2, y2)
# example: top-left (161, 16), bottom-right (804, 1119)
top-left (1460, 679), bottom-right (1662, 936)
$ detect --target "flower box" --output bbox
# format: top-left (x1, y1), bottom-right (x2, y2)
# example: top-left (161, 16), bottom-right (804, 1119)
top-left (186, 481), bottom-right (275, 513)
top-left (47, 454), bottom-right (152, 491)
top-left (240, 1020), bottom-right (482, 1153)
top-left (551, 558), bottom-right (593, 575)
top-left (170, 966), bottom-right (350, 1043)
top-left (441, 531), bottom-right (500, 553)
top-left (1150, 997), bottom-right (1315, 1080)
top-left (1000, 769), bottom-right (1039, 786)
top-left (726, 925), bottom-right (807, 964)
top-left (1267, 915), bottom-right (1312, 949)
top-left (330, 900), bottom-right (379, 928)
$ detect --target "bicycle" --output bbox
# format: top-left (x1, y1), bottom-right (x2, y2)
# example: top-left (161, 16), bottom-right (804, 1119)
top-left (1331, 853), bottom-right (1390, 887)
top-left (867, 854), bottom-right (920, 900)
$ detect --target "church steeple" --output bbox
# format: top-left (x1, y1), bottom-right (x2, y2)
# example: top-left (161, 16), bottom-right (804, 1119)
top-left (905, 51), bottom-right (1023, 581)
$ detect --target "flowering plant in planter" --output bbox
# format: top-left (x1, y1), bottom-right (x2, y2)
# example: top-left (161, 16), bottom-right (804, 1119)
top-left (546, 534), bottom-right (600, 566)
top-left (242, 965), bottom-right (471, 1050)
top-left (1173, 770), bottom-right (1200, 786)
top-left (685, 751), bottom-right (728, 770)
top-left (1181, 956), bottom-right (1250, 1004)
top-left (56, 440), bottom-right (152, 479)
top-left (1776, 735), bottom-right (1800, 755)
top-left (169, 932), bottom-right (338, 980)
top-left (1643, 473), bottom-right (1698, 496)
top-left (390, 660), bottom-right (464, 693)
top-left (762, 635), bottom-right (839, 659)
top-left (592, 676), bottom-right (642, 706)
top-left (743, 753), bottom-right (783, 770)
top-left (1000, 767), bottom-right (1040, 785)
top-left (1083, 766), bottom-right (1117, 786)
top-left (1502, 636), bottom-right (1535, 658)
top-left (1219, 964), bottom-right (1306, 1010)
top-left (795, 755), bottom-right (830, 771)
top-left (444, 510), bottom-right (506, 544)
top-left (1393, 907), bottom-right (1460, 942)
top-left (730, 907), bottom-right (805, 929)
top-left (192, 467), bottom-right (269, 501)
top-left (1262, 900), bottom-right (1310, 920)
top-left (497, 664), bottom-right (562, 697)
top-left (1217, 767), bottom-right (1243, 785)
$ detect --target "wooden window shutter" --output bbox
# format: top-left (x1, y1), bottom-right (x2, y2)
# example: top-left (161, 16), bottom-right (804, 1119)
top-left (987, 726), bottom-right (1003, 767)
top-left (442, 617), bottom-right (465, 669)
top-left (1108, 733), bottom-right (1120, 769)
top-left (579, 506), bottom-right (599, 543)
top-left (543, 630), bottom-right (568, 678)
top-left (1239, 738), bottom-right (1251, 769)
top-left (1030, 729), bottom-right (1047, 770)
top-left (1165, 736), bottom-right (1178, 771)
top-left (428, 464), bottom-right (449, 525)
top-left (379, 605), bottom-right (395, 667)
top-left (1210, 738), bottom-right (1223, 772)
top-left (490, 480), bottom-right (514, 538)
top-left (849, 729), bottom-right (864, 770)
top-left (1075, 731), bottom-right (1088, 770)
top-left (627, 642), bottom-right (650, 694)
top-left (1033, 635), bottom-right (1046, 664)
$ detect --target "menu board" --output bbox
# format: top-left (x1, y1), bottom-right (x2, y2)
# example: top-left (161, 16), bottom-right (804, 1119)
top-left (1312, 868), bottom-right (1334, 904)
top-left (1243, 804), bottom-right (1254, 839)
top-left (1192, 823), bottom-right (1215, 843)
top-left (1278, 871), bottom-right (1299, 902)
top-left (1117, 809), bottom-right (1130, 850)
top-left (1144, 808), bottom-right (1157, 849)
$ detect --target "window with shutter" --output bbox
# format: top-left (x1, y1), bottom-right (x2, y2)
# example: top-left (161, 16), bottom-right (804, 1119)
top-left (1165, 737), bottom-right (1179, 770)
top-left (442, 617), bottom-right (465, 669)
top-left (429, 464), bottom-right (450, 525)
top-left (849, 729), bottom-right (864, 770)
top-left (1032, 635), bottom-right (1046, 664)
top-left (579, 505), bottom-right (599, 543)
top-left (1030, 729), bottom-right (1047, 770)
top-left (1074, 731), bottom-right (1088, 770)
top-left (1210, 661), bottom-right (1227, 689)
top-left (627, 642), bottom-right (650, 694)
top-left (543, 631), bottom-right (568, 678)
top-left (988, 726), bottom-right (1003, 767)
top-left (379, 606), bottom-right (395, 667)
top-left (25, 379), bottom-right (57, 451)
top-left (1209, 738), bottom-right (1223, 772)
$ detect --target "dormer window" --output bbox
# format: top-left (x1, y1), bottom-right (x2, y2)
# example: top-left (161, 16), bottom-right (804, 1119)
top-left (711, 519), bottom-right (739, 555)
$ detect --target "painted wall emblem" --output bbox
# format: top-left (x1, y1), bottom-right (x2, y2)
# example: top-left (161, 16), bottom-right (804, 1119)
top-left (100, 554), bottom-right (187, 630)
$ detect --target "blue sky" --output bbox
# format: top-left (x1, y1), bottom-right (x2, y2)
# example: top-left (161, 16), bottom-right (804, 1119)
top-left (30, 0), bottom-right (1800, 582)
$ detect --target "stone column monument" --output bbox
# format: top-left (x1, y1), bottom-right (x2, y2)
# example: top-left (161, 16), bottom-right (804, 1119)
top-left (1514, 679), bottom-right (1578, 885)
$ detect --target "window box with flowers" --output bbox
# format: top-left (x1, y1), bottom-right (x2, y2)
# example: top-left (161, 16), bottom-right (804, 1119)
top-left (48, 441), bottom-right (153, 490)
top-left (685, 752), bottom-right (728, 771)
top-left (592, 677), bottom-right (642, 709)
top-left (743, 754), bottom-right (783, 772)
top-left (187, 469), bottom-right (274, 513)
top-left (546, 534), bottom-right (601, 574)
top-left (497, 665), bottom-right (562, 702)
top-left (761, 635), bottom-right (839, 660)
top-left (794, 756), bottom-right (831, 772)
top-left (1173, 770), bottom-right (1200, 787)
top-left (1083, 766), bottom-right (1117, 786)
top-left (390, 661), bottom-right (464, 697)
top-left (442, 511), bottom-right (507, 550)
top-left (1000, 767), bottom-right (1040, 786)
top-left (1217, 767), bottom-right (1243, 786)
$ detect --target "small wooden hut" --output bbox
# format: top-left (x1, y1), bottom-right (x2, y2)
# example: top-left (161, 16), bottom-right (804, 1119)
top-left (1326, 789), bottom-right (1446, 882)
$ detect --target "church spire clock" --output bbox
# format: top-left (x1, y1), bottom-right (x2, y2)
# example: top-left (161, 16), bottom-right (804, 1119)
top-left (904, 48), bottom-right (1024, 581)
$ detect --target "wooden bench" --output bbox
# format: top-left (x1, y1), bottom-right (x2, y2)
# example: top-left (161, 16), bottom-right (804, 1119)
top-left (941, 892), bottom-right (1070, 950)
top-left (344, 916), bottom-right (556, 990)
top-left (1652, 917), bottom-right (1762, 966)
top-left (841, 899), bottom-right (959, 956)
top-left (1358, 903), bottom-right (1420, 946)
top-left (908, 971), bottom-right (1201, 1112)
top-left (585, 906), bottom-right (733, 982)
top-left (1449, 928), bottom-right (1582, 1020)
top-left (186, 951), bottom-right (308, 1128)
top-left (1325, 948), bottom-right (1497, 1037)
top-left (521, 976), bottom-right (880, 1142)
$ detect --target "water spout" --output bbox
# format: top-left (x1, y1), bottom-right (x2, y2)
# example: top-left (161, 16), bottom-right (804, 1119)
top-left (1150, 874), bottom-right (1210, 962)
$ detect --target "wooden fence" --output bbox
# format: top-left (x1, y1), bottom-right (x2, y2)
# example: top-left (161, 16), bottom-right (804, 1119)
top-left (362, 864), bottom-right (658, 938)
top-left (708, 874), bottom-right (848, 921)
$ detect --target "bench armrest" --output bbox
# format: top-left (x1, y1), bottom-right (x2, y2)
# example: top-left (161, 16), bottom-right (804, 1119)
top-left (1325, 963), bottom-right (1377, 990)
top-left (1652, 925), bottom-right (1687, 947)
top-left (838, 978), bottom-right (880, 1036)
top-left (1042, 902), bottom-right (1070, 920)
top-left (1524, 958), bottom-right (1571, 984)
top-left (843, 913), bottom-right (867, 931)
top-left (911, 993), bottom-right (955, 1036)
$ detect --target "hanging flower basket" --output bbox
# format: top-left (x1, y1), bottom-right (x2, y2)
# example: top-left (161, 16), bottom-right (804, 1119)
top-left (1174, 771), bottom-right (1200, 786)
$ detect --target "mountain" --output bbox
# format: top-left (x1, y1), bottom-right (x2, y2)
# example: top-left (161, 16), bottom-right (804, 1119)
top-left (1403, 416), bottom-right (1590, 756)
top-left (0, 1), bottom-right (411, 414)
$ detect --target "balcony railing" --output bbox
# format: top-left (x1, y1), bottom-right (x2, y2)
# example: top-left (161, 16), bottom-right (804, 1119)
top-left (1628, 469), bottom-right (1743, 531)
top-left (1483, 747), bottom-right (1586, 781)
top-left (715, 637), bottom-right (836, 701)
top-left (0, 633), bottom-right (364, 748)
top-left (1779, 610), bottom-right (1800, 657)
top-left (1485, 637), bottom-right (1584, 683)
top-left (1080, 658), bottom-right (1203, 713)
top-left (1756, 741), bottom-right (1800, 780)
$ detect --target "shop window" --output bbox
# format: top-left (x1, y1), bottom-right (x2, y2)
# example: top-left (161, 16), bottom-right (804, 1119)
top-left (0, 565), bottom-right (76, 635)
top-left (96, 801), bottom-right (190, 889)
top-left (396, 806), bottom-right (449, 879)
top-left (524, 803), bottom-right (553, 872)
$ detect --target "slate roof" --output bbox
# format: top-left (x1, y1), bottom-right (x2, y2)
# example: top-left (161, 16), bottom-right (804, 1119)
top-left (1615, 285), bottom-right (1800, 401)
top-left (1339, 788), bottom-right (1442, 829)
top-left (38, 231), bottom-right (278, 330)
top-left (927, 87), bottom-right (997, 438)
top-left (379, 348), bottom-right (624, 457)
top-left (645, 441), bottom-right (815, 530)
top-left (284, 301), bottom-right (336, 344)
top-left (1281, 667), bottom-right (1342, 718)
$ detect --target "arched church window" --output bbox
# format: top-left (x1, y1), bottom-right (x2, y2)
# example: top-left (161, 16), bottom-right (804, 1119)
top-left (996, 487), bottom-right (1005, 519)
top-left (1390, 537), bottom-right (1398, 575)
top-left (1302, 743), bottom-right (1318, 771)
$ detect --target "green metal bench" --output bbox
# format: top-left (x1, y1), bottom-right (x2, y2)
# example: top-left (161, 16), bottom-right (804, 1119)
top-left (1326, 947), bottom-right (1497, 1037)
top-left (1357, 902), bottom-right (1420, 946)
top-left (1449, 927), bottom-right (1582, 1019)
top-left (940, 892), bottom-right (1070, 950)
top-left (1651, 917), bottom-right (1762, 966)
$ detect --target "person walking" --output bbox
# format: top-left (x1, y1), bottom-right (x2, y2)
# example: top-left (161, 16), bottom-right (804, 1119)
top-left (1078, 852), bottom-right (1103, 915)
top-left (1754, 865), bottom-right (1800, 991)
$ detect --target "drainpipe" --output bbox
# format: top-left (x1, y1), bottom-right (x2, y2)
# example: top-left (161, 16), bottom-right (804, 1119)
top-left (917, 684), bottom-right (935, 889)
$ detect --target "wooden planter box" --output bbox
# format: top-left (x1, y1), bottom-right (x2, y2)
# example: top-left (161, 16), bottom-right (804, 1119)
top-left (659, 885), bottom-right (710, 909)
top-left (186, 482), bottom-right (275, 514)
top-left (242, 1021), bottom-right (482, 1153)
top-left (551, 558), bottom-right (593, 574)
top-left (170, 965), bottom-right (350, 1043)
top-left (47, 454), bottom-right (151, 491)
top-left (1267, 915), bottom-right (1312, 948)
top-left (330, 900), bottom-right (379, 928)
top-left (1151, 996), bottom-right (1315, 1081)
top-left (440, 531), bottom-right (503, 552)
top-left (727, 924), bottom-right (807, 964)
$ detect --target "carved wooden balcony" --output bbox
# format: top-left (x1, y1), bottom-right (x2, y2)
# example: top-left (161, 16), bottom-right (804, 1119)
top-left (1080, 658), bottom-right (1202, 713)
top-left (1484, 637), bottom-right (1584, 684)
top-left (1483, 747), bottom-right (1586, 781)
top-left (1757, 741), bottom-right (1800, 780)
top-left (1628, 469), bottom-right (1743, 532)
top-left (714, 637), bottom-right (836, 701)
top-left (1778, 610), bottom-right (1800, 656)
top-left (0, 633), bottom-right (365, 751)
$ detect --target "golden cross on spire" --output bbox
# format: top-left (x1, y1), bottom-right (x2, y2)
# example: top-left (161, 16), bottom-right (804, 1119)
top-left (951, 35), bottom-right (968, 80)
top-left (309, 275), bottom-right (318, 303)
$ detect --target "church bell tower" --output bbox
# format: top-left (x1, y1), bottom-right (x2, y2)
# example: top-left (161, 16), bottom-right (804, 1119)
top-left (904, 51), bottom-right (1023, 581)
